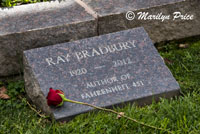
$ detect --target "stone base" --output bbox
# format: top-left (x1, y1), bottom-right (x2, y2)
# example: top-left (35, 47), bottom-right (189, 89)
top-left (0, 1), bottom-right (97, 77)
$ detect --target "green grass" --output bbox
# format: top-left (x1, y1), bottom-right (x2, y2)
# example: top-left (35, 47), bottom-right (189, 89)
top-left (0, 0), bottom-right (48, 7)
top-left (0, 39), bottom-right (200, 134)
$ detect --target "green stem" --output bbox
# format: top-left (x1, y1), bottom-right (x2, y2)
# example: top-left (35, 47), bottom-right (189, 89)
top-left (63, 98), bottom-right (173, 134)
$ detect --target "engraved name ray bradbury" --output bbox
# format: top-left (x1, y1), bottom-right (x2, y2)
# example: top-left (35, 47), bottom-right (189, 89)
top-left (45, 40), bottom-right (136, 65)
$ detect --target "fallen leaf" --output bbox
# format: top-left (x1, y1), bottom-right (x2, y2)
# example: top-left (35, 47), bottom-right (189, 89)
top-left (0, 94), bottom-right (10, 99)
top-left (164, 58), bottom-right (173, 65)
top-left (116, 112), bottom-right (125, 119)
top-left (0, 86), bottom-right (10, 100)
top-left (157, 47), bottom-right (163, 51)
top-left (0, 86), bottom-right (7, 94)
top-left (60, 121), bottom-right (67, 124)
top-left (179, 43), bottom-right (189, 49)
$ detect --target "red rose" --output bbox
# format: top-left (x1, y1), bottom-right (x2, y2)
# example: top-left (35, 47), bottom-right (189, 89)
top-left (46, 88), bottom-right (64, 106)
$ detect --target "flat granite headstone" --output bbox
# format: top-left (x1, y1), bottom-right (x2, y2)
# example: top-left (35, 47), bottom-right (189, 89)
top-left (24, 27), bottom-right (180, 121)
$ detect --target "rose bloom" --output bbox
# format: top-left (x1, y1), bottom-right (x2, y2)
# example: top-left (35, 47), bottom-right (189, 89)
top-left (46, 88), bottom-right (64, 106)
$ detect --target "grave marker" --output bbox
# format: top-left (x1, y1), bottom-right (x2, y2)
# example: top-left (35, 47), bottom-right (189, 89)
top-left (24, 27), bottom-right (180, 121)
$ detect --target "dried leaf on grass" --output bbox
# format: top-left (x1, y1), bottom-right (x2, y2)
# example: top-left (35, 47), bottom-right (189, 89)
top-left (0, 94), bottom-right (10, 99)
top-left (116, 112), bottom-right (125, 119)
top-left (179, 44), bottom-right (189, 49)
top-left (164, 58), bottom-right (173, 65)
top-left (0, 86), bottom-right (7, 93)
top-left (0, 86), bottom-right (10, 100)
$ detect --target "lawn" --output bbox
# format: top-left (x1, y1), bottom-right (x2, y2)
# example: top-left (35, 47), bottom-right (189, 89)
top-left (0, 0), bottom-right (48, 7)
top-left (0, 38), bottom-right (200, 134)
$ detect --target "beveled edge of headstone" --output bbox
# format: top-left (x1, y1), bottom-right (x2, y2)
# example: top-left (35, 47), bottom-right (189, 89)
top-left (56, 88), bottom-right (180, 122)
top-left (23, 54), bottom-right (54, 118)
